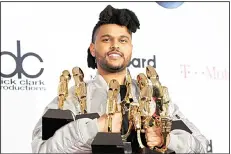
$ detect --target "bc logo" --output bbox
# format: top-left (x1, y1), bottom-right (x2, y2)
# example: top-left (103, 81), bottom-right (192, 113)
top-left (1, 40), bottom-right (44, 79)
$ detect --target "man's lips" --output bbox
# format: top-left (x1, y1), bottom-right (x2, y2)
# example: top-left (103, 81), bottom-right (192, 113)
top-left (107, 51), bottom-right (123, 58)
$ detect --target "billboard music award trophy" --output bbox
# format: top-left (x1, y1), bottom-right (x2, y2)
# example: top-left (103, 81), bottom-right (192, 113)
top-left (91, 79), bottom-right (125, 154)
top-left (120, 69), bottom-right (145, 153)
top-left (42, 67), bottom-right (99, 140)
top-left (119, 66), bottom-right (175, 154)
top-left (141, 66), bottom-right (175, 154)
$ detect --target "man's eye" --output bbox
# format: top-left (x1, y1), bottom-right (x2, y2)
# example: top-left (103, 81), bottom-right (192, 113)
top-left (120, 39), bottom-right (128, 43)
top-left (102, 38), bottom-right (110, 42)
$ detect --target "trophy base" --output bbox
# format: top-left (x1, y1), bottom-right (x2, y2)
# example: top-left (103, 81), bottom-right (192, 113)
top-left (75, 112), bottom-right (100, 120)
top-left (42, 109), bottom-right (74, 140)
top-left (42, 109), bottom-right (99, 140)
top-left (123, 142), bottom-right (132, 154)
top-left (91, 132), bottom-right (124, 154)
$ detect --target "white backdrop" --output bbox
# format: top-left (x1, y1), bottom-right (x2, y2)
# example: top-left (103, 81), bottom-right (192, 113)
top-left (1, 2), bottom-right (229, 153)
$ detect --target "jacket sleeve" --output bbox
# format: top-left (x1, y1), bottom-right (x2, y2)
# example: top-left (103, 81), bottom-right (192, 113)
top-left (167, 101), bottom-right (209, 153)
top-left (31, 96), bottom-right (99, 153)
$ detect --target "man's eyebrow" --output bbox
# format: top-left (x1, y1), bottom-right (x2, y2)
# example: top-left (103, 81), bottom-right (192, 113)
top-left (100, 34), bottom-right (130, 39)
top-left (120, 35), bottom-right (130, 39)
top-left (100, 34), bottom-right (111, 38)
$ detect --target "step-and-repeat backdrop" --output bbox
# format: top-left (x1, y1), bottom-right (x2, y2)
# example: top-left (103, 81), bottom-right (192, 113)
top-left (1, 2), bottom-right (229, 153)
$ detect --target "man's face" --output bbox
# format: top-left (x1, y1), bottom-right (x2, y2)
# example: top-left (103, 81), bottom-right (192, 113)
top-left (90, 24), bottom-right (133, 73)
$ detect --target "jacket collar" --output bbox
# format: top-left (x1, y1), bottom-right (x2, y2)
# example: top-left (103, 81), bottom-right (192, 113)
top-left (94, 71), bottom-right (109, 90)
top-left (93, 69), bottom-right (139, 102)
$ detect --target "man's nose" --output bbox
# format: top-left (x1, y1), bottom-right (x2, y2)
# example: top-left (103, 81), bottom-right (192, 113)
top-left (111, 40), bottom-right (119, 49)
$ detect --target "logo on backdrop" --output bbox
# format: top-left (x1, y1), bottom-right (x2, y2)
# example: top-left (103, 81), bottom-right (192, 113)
top-left (156, 2), bottom-right (184, 9)
top-left (180, 64), bottom-right (229, 80)
top-left (128, 55), bottom-right (156, 68)
top-left (1, 40), bottom-right (46, 91)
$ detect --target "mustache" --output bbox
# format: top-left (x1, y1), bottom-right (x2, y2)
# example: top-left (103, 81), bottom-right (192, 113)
top-left (107, 48), bottom-right (124, 57)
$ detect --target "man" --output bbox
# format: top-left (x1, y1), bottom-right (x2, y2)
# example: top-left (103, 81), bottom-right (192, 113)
top-left (31, 5), bottom-right (209, 153)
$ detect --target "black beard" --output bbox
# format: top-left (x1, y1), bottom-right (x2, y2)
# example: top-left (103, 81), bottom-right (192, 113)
top-left (96, 56), bottom-right (128, 73)
top-left (100, 62), bottom-right (126, 73)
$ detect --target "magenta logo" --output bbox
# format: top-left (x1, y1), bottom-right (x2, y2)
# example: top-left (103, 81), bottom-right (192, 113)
top-left (180, 64), bottom-right (229, 80)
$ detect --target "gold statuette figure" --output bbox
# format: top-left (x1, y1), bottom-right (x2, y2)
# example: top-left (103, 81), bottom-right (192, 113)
top-left (58, 70), bottom-right (71, 110)
top-left (137, 73), bottom-right (156, 148)
top-left (129, 102), bottom-right (144, 148)
top-left (137, 73), bottom-right (156, 125)
top-left (146, 66), bottom-right (163, 98)
top-left (121, 69), bottom-right (134, 141)
top-left (72, 67), bottom-right (87, 114)
top-left (62, 70), bottom-right (71, 97)
top-left (121, 69), bottom-right (133, 114)
top-left (161, 86), bottom-right (170, 117)
top-left (106, 79), bottom-right (120, 132)
top-left (158, 86), bottom-right (172, 153)
top-left (124, 69), bottom-right (134, 104)
top-left (146, 65), bottom-right (172, 153)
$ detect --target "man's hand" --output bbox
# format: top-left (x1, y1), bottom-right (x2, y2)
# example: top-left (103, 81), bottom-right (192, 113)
top-left (97, 112), bottom-right (122, 132)
top-left (144, 126), bottom-right (164, 148)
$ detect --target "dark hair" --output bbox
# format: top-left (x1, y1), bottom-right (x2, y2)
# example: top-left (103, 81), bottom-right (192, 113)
top-left (87, 5), bottom-right (140, 69)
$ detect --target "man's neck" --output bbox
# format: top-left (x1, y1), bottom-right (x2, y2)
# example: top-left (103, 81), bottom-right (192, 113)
top-left (97, 67), bottom-right (126, 85)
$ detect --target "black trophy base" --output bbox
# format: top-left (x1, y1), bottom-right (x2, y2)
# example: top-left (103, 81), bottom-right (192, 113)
top-left (123, 142), bottom-right (132, 154)
top-left (91, 132), bottom-right (124, 154)
top-left (42, 109), bottom-right (99, 140)
top-left (75, 112), bottom-right (99, 120)
top-left (42, 109), bottom-right (74, 140)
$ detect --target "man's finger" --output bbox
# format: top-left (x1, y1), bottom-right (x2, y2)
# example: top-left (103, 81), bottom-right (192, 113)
top-left (153, 126), bottom-right (162, 133)
top-left (146, 133), bottom-right (163, 144)
top-left (146, 129), bottom-right (159, 136)
top-left (147, 141), bottom-right (160, 147)
top-left (146, 126), bottom-right (161, 132)
top-left (146, 136), bottom-right (157, 142)
top-left (146, 127), bottom-right (162, 136)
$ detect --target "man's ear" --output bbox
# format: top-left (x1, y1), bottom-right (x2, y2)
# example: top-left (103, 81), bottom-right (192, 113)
top-left (89, 43), bottom-right (96, 57)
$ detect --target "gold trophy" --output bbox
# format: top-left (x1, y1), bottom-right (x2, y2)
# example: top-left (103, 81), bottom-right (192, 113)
top-left (58, 70), bottom-right (71, 110)
top-left (121, 69), bottom-right (133, 115)
top-left (136, 73), bottom-right (155, 149)
top-left (72, 67), bottom-right (87, 114)
top-left (121, 69), bottom-right (134, 141)
top-left (92, 78), bottom-right (124, 154)
top-left (42, 67), bottom-right (99, 141)
top-left (129, 101), bottom-right (145, 149)
top-left (119, 70), bottom-right (145, 149)
top-left (122, 66), bottom-right (174, 154)
top-left (42, 70), bottom-right (73, 140)
top-left (146, 66), bottom-right (173, 153)
top-left (106, 79), bottom-right (121, 132)
top-left (58, 75), bottom-right (67, 110)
